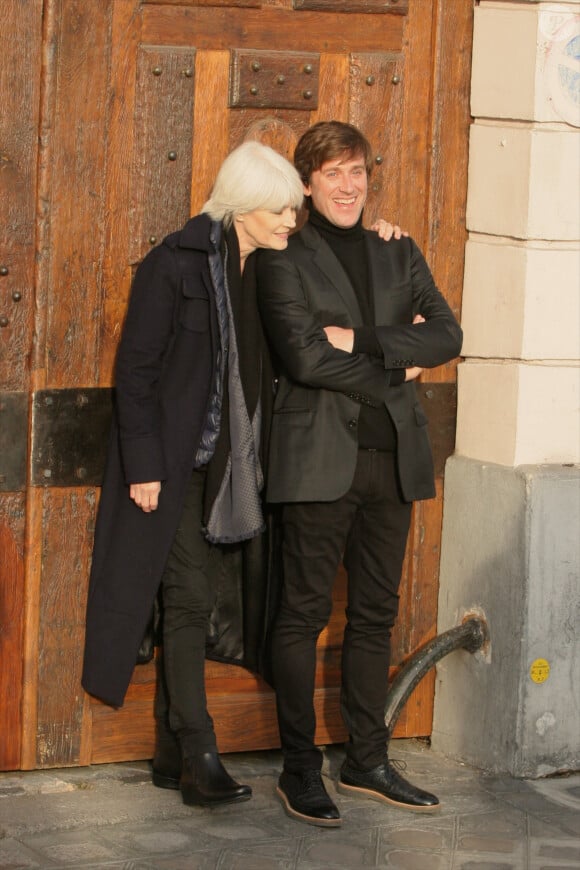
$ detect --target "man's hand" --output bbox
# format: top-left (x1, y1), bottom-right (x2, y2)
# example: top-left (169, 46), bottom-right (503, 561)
top-left (130, 481), bottom-right (161, 513)
top-left (370, 219), bottom-right (409, 241)
top-left (324, 326), bottom-right (354, 352)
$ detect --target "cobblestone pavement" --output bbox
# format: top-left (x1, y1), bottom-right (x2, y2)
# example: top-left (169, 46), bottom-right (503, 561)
top-left (1, 740), bottom-right (579, 869)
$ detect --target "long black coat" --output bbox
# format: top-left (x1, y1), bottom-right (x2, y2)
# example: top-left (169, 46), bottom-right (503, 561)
top-left (82, 214), bottom-right (274, 708)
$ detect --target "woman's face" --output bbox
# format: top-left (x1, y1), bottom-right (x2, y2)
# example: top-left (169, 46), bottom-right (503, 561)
top-left (235, 206), bottom-right (297, 256)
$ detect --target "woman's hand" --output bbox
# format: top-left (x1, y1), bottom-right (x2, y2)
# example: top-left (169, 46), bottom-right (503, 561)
top-left (130, 481), bottom-right (161, 513)
top-left (370, 219), bottom-right (409, 241)
top-left (405, 314), bottom-right (426, 380)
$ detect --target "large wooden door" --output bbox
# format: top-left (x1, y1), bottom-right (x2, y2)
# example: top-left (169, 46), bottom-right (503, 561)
top-left (0, 0), bottom-right (473, 770)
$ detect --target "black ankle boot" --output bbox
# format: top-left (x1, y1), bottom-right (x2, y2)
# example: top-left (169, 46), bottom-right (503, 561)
top-left (180, 752), bottom-right (252, 807)
top-left (151, 722), bottom-right (181, 790)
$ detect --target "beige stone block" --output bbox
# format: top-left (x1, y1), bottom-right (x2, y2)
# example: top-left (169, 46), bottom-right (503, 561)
top-left (456, 361), bottom-right (580, 465)
top-left (472, 5), bottom-right (580, 127)
top-left (462, 236), bottom-right (580, 359)
top-left (466, 121), bottom-right (580, 239)
top-left (521, 242), bottom-right (580, 358)
top-left (472, 5), bottom-right (539, 120)
top-left (515, 363), bottom-right (580, 463)
top-left (456, 362), bottom-right (520, 466)
top-left (462, 239), bottom-right (526, 358)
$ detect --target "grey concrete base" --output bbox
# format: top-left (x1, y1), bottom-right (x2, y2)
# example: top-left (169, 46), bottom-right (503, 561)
top-left (432, 456), bottom-right (580, 778)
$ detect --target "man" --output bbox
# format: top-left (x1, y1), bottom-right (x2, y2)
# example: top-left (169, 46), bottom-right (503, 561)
top-left (256, 121), bottom-right (463, 827)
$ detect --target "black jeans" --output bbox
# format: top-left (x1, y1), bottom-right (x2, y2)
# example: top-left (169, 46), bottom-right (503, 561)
top-left (272, 449), bottom-right (412, 773)
top-left (155, 469), bottom-right (228, 756)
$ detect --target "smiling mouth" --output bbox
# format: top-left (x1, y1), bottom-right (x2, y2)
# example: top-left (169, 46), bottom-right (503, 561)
top-left (334, 198), bottom-right (357, 206)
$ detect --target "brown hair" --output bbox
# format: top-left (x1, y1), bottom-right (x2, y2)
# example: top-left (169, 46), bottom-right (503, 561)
top-left (294, 121), bottom-right (374, 186)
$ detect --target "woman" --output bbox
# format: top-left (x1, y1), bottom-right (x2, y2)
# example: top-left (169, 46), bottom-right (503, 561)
top-left (82, 141), bottom-right (305, 808)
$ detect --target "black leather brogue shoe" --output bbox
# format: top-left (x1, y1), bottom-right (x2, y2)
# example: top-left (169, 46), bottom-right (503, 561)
top-left (180, 752), bottom-right (252, 807)
top-left (277, 769), bottom-right (342, 827)
top-left (338, 759), bottom-right (440, 812)
top-left (151, 727), bottom-right (181, 790)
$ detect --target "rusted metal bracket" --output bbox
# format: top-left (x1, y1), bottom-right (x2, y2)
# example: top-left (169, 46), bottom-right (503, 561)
top-left (230, 49), bottom-right (320, 109)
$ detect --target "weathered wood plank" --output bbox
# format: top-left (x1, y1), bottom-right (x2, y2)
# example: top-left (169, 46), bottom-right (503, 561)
top-left (0, 497), bottom-right (26, 770)
top-left (35, 489), bottom-right (97, 767)
top-left (426, 0), bottom-right (473, 380)
top-left (100, 0), bottom-right (143, 386)
top-left (0, 0), bottom-right (42, 391)
top-left (143, 7), bottom-right (404, 53)
top-left (42, 0), bottom-right (112, 387)
top-left (190, 51), bottom-right (231, 216)
top-left (20, 488), bottom-right (43, 770)
top-left (296, 0), bottom-right (407, 12)
top-left (396, 481), bottom-right (444, 734)
top-left (349, 52), bottom-right (404, 227)
top-left (310, 53), bottom-right (350, 126)
top-left (392, 1), bottom-right (434, 251)
top-left (129, 46), bottom-right (196, 265)
top-left (144, 0), bottom-right (260, 6)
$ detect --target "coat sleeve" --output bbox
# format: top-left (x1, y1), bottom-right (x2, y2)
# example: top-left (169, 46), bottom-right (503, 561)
top-left (114, 245), bottom-right (180, 484)
top-left (256, 248), bottom-right (394, 405)
top-left (374, 238), bottom-right (463, 368)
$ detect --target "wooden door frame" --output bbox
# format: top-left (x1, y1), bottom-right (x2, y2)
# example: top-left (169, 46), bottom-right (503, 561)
top-left (0, 0), bottom-right (473, 771)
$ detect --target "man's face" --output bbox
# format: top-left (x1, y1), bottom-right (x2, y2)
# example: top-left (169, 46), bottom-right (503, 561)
top-left (304, 153), bottom-right (368, 228)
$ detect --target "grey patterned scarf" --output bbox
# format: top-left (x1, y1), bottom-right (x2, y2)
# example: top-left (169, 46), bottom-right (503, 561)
top-left (203, 224), bottom-right (265, 544)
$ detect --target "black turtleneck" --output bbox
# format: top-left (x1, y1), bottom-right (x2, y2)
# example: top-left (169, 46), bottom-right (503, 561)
top-left (307, 207), bottom-right (398, 451)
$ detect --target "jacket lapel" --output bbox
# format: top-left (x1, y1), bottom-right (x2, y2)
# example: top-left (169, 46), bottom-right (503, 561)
top-left (300, 222), bottom-right (364, 326)
top-left (366, 234), bottom-right (399, 325)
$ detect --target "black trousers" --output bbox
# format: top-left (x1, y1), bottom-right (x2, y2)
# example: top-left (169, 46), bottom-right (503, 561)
top-left (155, 468), bottom-right (240, 757)
top-left (271, 449), bottom-right (412, 773)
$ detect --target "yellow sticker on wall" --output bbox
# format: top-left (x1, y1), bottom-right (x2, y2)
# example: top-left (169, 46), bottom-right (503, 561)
top-left (530, 658), bottom-right (550, 684)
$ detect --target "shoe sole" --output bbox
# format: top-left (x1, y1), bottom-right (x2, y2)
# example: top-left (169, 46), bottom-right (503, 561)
top-left (337, 780), bottom-right (440, 812)
top-left (181, 788), bottom-right (252, 807)
top-left (152, 771), bottom-right (180, 790)
top-left (276, 786), bottom-right (342, 828)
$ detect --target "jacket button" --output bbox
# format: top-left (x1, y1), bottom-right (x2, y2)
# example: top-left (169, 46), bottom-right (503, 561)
top-left (348, 418), bottom-right (357, 429)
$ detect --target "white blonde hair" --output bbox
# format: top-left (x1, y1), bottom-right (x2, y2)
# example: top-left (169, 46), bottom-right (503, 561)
top-left (202, 141), bottom-right (304, 227)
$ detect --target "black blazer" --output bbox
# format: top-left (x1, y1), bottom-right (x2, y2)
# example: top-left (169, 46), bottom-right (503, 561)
top-left (256, 223), bottom-right (463, 504)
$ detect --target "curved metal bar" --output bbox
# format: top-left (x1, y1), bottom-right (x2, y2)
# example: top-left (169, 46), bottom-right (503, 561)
top-left (385, 617), bottom-right (488, 734)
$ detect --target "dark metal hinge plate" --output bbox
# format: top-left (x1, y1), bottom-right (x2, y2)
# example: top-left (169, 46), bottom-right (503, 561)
top-left (30, 388), bottom-right (113, 487)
